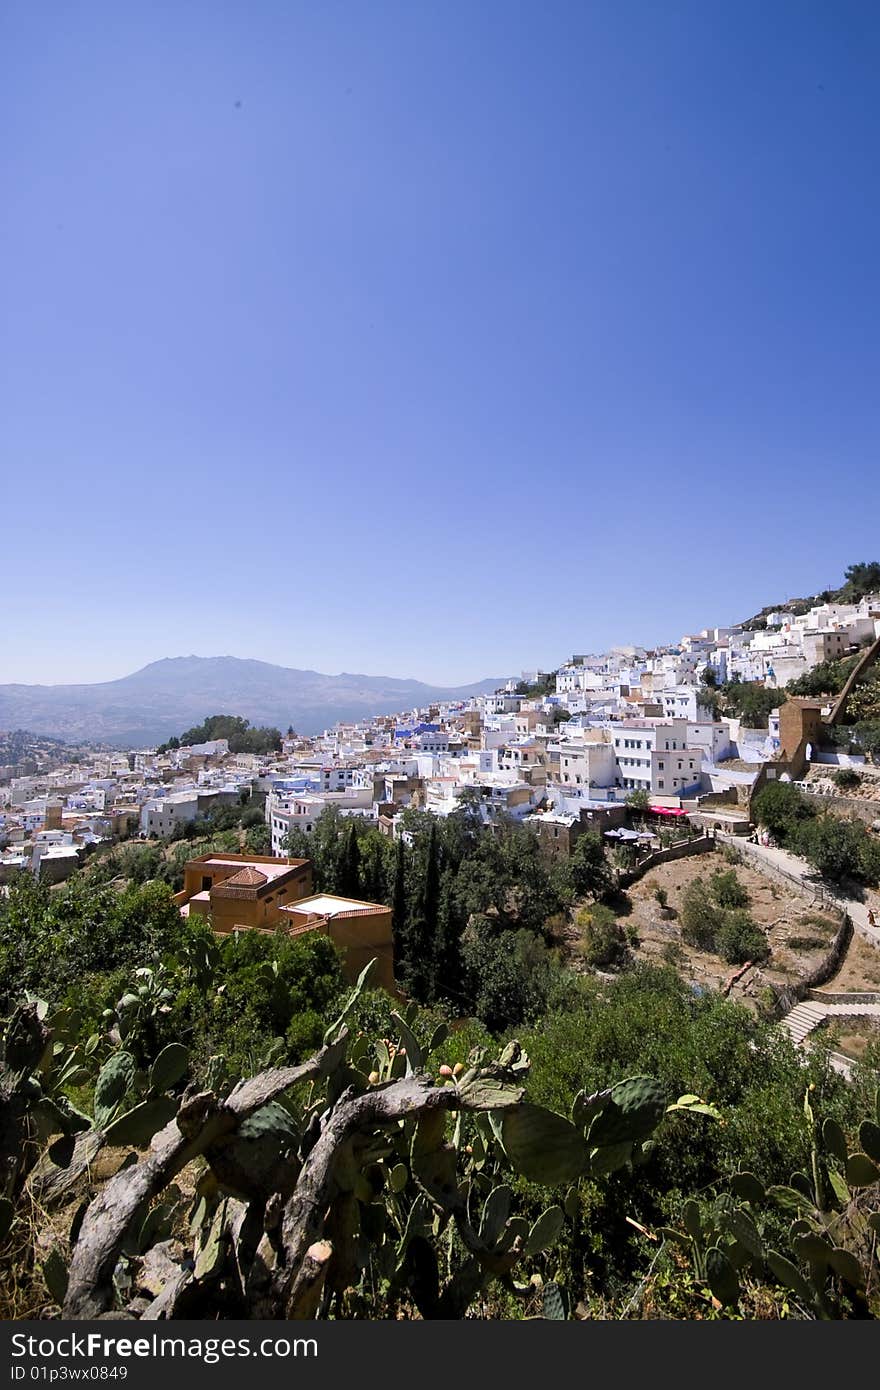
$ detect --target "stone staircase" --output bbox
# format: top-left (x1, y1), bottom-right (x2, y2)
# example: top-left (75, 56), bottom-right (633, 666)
top-left (782, 1001), bottom-right (829, 1044)
top-left (782, 997), bottom-right (880, 1045)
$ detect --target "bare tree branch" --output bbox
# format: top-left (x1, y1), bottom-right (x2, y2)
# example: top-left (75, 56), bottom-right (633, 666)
top-left (64, 1035), bottom-right (347, 1318)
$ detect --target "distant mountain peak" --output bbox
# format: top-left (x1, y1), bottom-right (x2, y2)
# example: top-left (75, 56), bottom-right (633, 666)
top-left (0, 656), bottom-right (510, 747)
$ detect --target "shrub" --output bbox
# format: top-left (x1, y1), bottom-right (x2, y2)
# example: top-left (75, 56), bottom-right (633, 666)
top-left (653, 886), bottom-right (669, 909)
top-left (752, 781), bottom-right (815, 841)
top-left (832, 767), bottom-right (861, 791)
top-left (793, 815), bottom-right (868, 885)
top-left (567, 831), bottom-right (613, 900)
top-left (714, 911), bottom-right (770, 965)
top-left (707, 868), bottom-right (750, 909)
top-left (679, 878), bottom-right (717, 951)
top-left (576, 904), bottom-right (628, 969)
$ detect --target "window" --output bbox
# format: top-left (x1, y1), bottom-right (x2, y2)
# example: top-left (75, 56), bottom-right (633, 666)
top-left (658, 779), bottom-right (664, 788)
top-left (658, 761), bottom-right (664, 770)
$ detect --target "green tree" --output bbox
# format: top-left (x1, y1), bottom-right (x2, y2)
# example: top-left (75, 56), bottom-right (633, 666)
top-left (839, 560), bottom-right (880, 601)
top-left (167, 714), bottom-right (282, 755)
top-left (721, 680), bottom-right (784, 727)
top-left (794, 814), bottom-right (874, 885)
top-left (787, 653), bottom-right (860, 698)
top-left (391, 834), bottom-right (409, 979)
top-left (752, 780), bottom-right (814, 840)
top-left (846, 672), bottom-right (880, 723)
top-left (707, 868), bottom-right (749, 909)
top-left (576, 903), bottom-right (627, 968)
top-left (356, 829), bottom-right (393, 904)
top-left (339, 821), bottom-right (361, 898)
top-left (408, 822), bottom-right (441, 999)
top-left (459, 918), bottom-right (565, 1031)
top-left (244, 823), bottom-right (271, 855)
top-left (679, 877), bottom-right (717, 950)
top-left (714, 910), bottom-right (769, 964)
top-left (850, 720), bottom-right (880, 762)
top-left (567, 831), bottom-right (612, 900)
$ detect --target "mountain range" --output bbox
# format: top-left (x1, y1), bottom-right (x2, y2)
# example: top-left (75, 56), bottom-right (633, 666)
top-left (0, 657), bottom-right (508, 748)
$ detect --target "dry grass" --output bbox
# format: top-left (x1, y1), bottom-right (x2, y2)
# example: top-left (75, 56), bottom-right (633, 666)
top-left (616, 853), bottom-right (841, 1005)
top-left (820, 1016), bottom-right (880, 1061)
top-left (826, 932), bottom-right (880, 992)
top-left (0, 1186), bottom-right (72, 1320)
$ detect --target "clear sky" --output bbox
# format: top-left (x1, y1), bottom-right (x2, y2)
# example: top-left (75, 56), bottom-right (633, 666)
top-left (3, 1), bottom-right (879, 687)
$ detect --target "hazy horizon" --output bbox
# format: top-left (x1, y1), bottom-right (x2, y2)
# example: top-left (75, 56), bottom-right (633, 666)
top-left (4, 1), bottom-right (880, 686)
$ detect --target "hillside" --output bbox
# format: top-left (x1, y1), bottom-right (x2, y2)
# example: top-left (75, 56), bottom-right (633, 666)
top-left (0, 656), bottom-right (507, 747)
top-left (739, 562), bottom-right (880, 630)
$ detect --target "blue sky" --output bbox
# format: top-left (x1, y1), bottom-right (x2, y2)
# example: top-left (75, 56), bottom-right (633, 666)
top-left (3, 1), bottom-right (879, 687)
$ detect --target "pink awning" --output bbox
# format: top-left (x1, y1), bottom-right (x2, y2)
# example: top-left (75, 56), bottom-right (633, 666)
top-left (648, 805), bottom-right (689, 817)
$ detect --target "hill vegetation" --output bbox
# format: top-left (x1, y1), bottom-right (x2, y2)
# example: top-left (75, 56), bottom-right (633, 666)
top-left (740, 561), bottom-right (880, 631)
top-left (1, 806), bottom-right (878, 1320)
top-left (157, 713), bottom-right (282, 756)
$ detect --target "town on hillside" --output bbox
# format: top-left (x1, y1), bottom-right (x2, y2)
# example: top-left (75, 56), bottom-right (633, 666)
top-left (4, 575), bottom-right (880, 894)
top-left (3, 570), bottom-right (880, 1324)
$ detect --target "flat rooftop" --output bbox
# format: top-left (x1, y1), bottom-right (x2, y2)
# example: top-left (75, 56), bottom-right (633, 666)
top-left (282, 893), bottom-right (386, 916)
top-left (202, 857), bottom-right (297, 882)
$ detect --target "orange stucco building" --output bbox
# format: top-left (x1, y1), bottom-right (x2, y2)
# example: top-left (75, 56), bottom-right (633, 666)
top-left (174, 852), bottom-right (313, 933)
top-left (175, 854), bottom-right (396, 992)
top-left (279, 893), bottom-right (396, 993)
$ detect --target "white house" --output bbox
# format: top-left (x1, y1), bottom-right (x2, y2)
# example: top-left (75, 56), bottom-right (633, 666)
top-left (139, 793), bottom-right (200, 837)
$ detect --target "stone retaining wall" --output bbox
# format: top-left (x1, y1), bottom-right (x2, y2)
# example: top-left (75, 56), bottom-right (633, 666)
top-left (617, 834), bottom-right (717, 888)
top-left (773, 914), bottom-right (853, 1019)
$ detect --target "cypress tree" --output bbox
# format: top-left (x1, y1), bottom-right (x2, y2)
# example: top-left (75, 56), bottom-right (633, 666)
top-left (339, 821), bottom-right (361, 898)
top-left (392, 835), bottom-right (408, 968)
top-left (411, 822), bottom-right (441, 1001)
